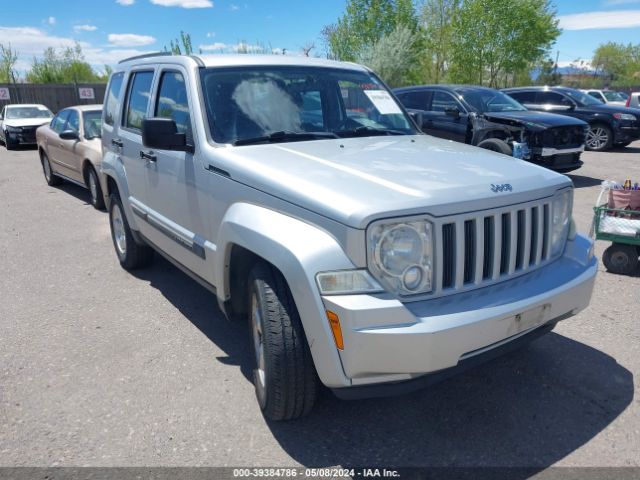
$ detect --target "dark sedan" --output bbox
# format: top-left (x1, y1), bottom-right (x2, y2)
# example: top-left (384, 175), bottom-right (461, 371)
top-left (394, 85), bottom-right (588, 172)
top-left (502, 86), bottom-right (640, 151)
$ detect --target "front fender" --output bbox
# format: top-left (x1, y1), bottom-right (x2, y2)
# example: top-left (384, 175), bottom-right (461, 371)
top-left (216, 203), bottom-right (356, 388)
top-left (101, 151), bottom-right (140, 231)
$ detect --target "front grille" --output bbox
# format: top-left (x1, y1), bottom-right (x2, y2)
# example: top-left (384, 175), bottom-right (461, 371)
top-left (542, 126), bottom-right (585, 149)
top-left (434, 199), bottom-right (553, 296)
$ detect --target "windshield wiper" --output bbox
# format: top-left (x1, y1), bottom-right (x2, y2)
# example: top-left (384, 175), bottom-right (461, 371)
top-left (233, 130), bottom-right (339, 146)
top-left (336, 126), bottom-right (409, 137)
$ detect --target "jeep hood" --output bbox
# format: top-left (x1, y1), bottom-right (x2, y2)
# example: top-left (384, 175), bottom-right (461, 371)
top-left (221, 135), bottom-right (571, 228)
top-left (481, 111), bottom-right (587, 130)
top-left (4, 118), bottom-right (52, 128)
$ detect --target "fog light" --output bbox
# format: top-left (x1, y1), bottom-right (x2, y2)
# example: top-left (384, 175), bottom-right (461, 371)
top-left (402, 265), bottom-right (423, 291)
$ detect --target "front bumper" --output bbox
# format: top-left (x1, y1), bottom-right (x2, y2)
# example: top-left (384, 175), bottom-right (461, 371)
top-left (613, 123), bottom-right (640, 144)
top-left (6, 130), bottom-right (37, 145)
top-left (321, 234), bottom-right (596, 389)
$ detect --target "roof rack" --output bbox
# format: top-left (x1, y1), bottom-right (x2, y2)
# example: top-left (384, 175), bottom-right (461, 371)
top-left (118, 51), bottom-right (173, 64)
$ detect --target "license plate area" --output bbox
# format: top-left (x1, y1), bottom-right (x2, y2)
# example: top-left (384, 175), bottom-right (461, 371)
top-left (512, 303), bottom-right (551, 334)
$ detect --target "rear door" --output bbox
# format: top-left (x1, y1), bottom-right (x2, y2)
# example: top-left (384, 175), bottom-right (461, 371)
top-left (424, 90), bottom-right (468, 142)
top-left (396, 90), bottom-right (432, 133)
top-left (118, 69), bottom-right (156, 230)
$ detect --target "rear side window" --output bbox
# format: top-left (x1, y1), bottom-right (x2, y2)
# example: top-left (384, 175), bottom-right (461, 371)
top-left (51, 110), bottom-right (70, 134)
top-left (104, 72), bottom-right (124, 126)
top-left (124, 71), bottom-right (154, 131)
top-left (535, 91), bottom-right (573, 106)
top-left (507, 91), bottom-right (536, 104)
top-left (399, 91), bottom-right (430, 110)
top-left (155, 71), bottom-right (191, 135)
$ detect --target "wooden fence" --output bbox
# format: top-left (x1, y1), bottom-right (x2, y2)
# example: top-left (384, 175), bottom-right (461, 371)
top-left (0, 83), bottom-right (107, 113)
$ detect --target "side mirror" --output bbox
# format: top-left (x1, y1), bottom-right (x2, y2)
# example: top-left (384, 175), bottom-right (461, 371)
top-left (444, 106), bottom-right (461, 118)
top-left (408, 110), bottom-right (424, 130)
top-left (59, 129), bottom-right (80, 140)
top-left (142, 118), bottom-right (192, 152)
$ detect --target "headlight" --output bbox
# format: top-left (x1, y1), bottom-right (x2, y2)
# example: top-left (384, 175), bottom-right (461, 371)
top-left (5, 125), bottom-right (21, 133)
top-left (613, 113), bottom-right (637, 121)
top-left (367, 219), bottom-right (433, 296)
top-left (551, 189), bottom-right (573, 257)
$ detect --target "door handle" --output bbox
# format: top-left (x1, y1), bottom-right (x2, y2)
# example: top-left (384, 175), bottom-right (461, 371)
top-left (140, 150), bottom-right (157, 162)
top-left (111, 138), bottom-right (123, 148)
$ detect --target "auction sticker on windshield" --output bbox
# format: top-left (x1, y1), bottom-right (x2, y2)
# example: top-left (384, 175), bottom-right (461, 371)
top-left (364, 90), bottom-right (402, 115)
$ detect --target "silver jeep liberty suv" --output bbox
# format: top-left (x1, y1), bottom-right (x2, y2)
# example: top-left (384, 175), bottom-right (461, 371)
top-left (101, 53), bottom-right (597, 420)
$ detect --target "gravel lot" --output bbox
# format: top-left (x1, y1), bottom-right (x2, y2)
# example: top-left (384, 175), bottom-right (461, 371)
top-left (1, 142), bottom-right (639, 469)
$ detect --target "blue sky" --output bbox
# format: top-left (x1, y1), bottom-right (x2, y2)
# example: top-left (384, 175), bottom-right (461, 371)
top-left (2, 0), bottom-right (640, 75)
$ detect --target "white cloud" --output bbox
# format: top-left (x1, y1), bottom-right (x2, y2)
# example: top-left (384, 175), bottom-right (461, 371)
top-left (559, 10), bottom-right (640, 30)
top-left (116, 0), bottom-right (135, 5)
top-left (150, 0), bottom-right (213, 8)
top-left (47, 16), bottom-right (56, 25)
top-left (229, 3), bottom-right (239, 10)
top-left (206, 31), bottom-right (215, 37)
top-left (73, 24), bottom-right (98, 32)
top-left (199, 42), bottom-right (227, 51)
top-left (108, 33), bottom-right (156, 47)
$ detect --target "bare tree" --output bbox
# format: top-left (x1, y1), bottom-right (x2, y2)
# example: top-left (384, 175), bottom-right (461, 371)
top-left (301, 42), bottom-right (315, 57)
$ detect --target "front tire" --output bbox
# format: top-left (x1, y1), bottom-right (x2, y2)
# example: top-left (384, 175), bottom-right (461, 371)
top-left (586, 124), bottom-right (612, 151)
top-left (108, 192), bottom-right (154, 270)
top-left (86, 166), bottom-right (105, 210)
top-left (477, 138), bottom-right (513, 156)
top-left (602, 243), bottom-right (638, 275)
top-left (248, 262), bottom-right (318, 420)
top-left (41, 152), bottom-right (62, 186)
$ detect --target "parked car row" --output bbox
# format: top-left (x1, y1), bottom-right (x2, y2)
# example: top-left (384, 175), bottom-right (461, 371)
top-left (0, 56), bottom-right (599, 421)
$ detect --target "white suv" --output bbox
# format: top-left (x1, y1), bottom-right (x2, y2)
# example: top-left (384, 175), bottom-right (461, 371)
top-left (101, 53), bottom-right (597, 420)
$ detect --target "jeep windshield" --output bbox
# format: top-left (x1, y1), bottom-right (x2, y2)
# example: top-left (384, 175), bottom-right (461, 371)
top-left (199, 66), bottom-right (416, 145)
top-left (456, 88), bottom-right (527, 113)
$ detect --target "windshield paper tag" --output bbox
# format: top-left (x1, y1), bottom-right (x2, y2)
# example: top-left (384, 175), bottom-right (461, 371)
top-left (364, 90), bottom-right (402, 115)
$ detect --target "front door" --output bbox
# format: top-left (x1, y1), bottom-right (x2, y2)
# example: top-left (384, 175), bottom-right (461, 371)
top-left (424, 91), bottom-right (468, 142)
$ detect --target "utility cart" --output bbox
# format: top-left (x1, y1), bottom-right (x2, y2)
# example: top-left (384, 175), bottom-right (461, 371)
top-left (593, 203), bottom-right (640, 275)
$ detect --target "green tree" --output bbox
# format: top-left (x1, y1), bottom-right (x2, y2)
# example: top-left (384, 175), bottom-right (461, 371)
top-left (536, 57), bottom-right (561, 86)
top-left (592, 42), bottom-right (640, 87)
top-left (166, 31), bottom-right (194, 55)
top-left (0, 43), bottom-right (19, 83)
top-left (27, 43), bottom-right (101, 84)
top-left (324, 0), bottom-right (418, 61)
top-left (357, 24), bottom-right (419, 87)
top-left (449, 0), bottom-right (560, 87)
top-left (419, 0), bottom-right (460, 83)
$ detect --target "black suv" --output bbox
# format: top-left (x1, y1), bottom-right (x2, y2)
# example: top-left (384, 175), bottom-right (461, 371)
top-left (503, 86), bottom-right (640, 152)
top-left (394, 85), bottom-right (588, 172)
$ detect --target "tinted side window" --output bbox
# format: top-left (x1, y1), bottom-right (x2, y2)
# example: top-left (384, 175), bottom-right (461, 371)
top-left (51, 110), bottom-right (70, 134)
top-left (66, 110), bottom-right (80, 132)
top-left (430, 91), bottom-right (460, 112)
top-left (155, 71), bottom-right (191, 135)
top-left (104, 72), bottom-right (124, 126)
top-left (400, 91), bottom-right (430, 110)
top-left (536, 91), bottom-right (573, 106)
top-left (124, 71), bottom-right (154, 131)
top-left (507, 91), bottom-right (536, 103)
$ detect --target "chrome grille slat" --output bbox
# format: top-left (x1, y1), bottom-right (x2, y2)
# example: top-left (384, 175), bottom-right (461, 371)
top-left (436, 198), bottom-right (552, 298)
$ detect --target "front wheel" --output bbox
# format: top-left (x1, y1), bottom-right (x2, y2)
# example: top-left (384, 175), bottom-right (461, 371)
top-left (586, 124), bottom-right (612, 151)
top-left (41, 152), bottom-right (62, 186)
top-left (602, 243), bottom-right (638, 275)
top-left (248, 262), bottom-right (318, 420)
top-left (477, 138), bottom-right (513, 156)
top-left (108, 192), bottom-right (154, 270)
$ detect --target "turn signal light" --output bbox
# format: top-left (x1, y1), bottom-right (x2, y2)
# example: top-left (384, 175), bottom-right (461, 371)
top-left (326, 310), bottom-right (344, 350)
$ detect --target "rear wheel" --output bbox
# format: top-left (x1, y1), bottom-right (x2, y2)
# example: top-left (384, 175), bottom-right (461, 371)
top-left (602, 243), bottom-right (638, 275)
top-left (248, 262), bottom-right (318, 420)
top-left (108, 192), bottom-right (154, 270)
top-left (86, 166), bottom-right (105, 210)
top-left (41, 152), bottom-right (62, 186)
top-left (477, 138), bottom-right (512, 156)
top-left (585, 124), bottom-right (612, 151)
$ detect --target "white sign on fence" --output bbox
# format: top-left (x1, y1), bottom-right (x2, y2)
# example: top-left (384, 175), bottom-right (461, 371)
top-left (78, 87), bottom-right (95, 100)
top-left (0, 87), bottom-right (10, 101)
